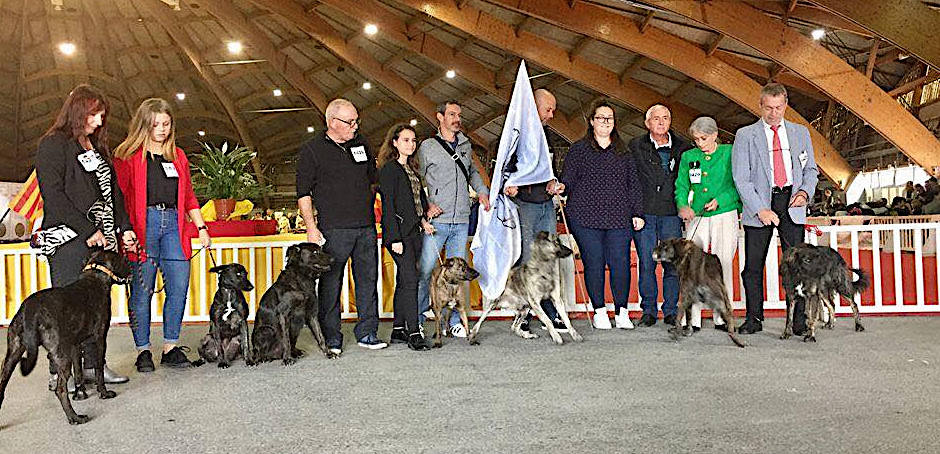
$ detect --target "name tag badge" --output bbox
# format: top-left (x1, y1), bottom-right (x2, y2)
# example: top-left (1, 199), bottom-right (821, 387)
top-left (162, 162), bottom-right (179, 178)
top-left (350, 145), bottom-right (368, 163)
top-left (689, 168), bottom-right (702, 184)
top-left (799, 150), bottom-right (809, 168)
top-left (669, 158), bottom-right (676, 172)
top-left (77, 150), bottom-right (102, 172)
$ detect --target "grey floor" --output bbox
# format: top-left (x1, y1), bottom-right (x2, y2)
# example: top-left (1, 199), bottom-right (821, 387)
top-left (0, 316), bottom-right (938, 453)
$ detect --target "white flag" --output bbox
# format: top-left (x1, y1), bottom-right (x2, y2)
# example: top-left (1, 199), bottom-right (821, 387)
top-left (471, 60), bottom-right (555, 300)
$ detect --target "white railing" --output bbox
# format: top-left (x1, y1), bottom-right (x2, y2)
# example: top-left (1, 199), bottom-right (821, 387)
top-left (2, 221), bottom-right (939, 326)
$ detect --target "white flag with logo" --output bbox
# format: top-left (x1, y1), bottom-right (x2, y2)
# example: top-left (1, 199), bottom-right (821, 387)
top-left (471, 60), bottom-right (555, 300)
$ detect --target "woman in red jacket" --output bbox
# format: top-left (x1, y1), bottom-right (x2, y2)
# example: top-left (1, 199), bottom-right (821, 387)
top-left (113, 98), bottom-right (211, 372)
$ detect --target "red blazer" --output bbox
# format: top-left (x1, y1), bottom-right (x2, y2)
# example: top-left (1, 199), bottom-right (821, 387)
top-left (114, 147), bottom-right (201, 261)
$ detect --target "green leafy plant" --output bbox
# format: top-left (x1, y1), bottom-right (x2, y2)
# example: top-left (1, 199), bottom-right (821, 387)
top-left (191, 141), bottom-right (269, 201)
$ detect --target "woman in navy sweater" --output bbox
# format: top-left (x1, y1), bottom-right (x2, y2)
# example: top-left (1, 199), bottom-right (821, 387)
top-left (558, 100), bottom-right (645, 330)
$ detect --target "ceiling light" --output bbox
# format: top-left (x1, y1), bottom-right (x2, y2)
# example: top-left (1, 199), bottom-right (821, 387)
top-left (445, 69), bottom-right (456, 79)
top-left (227, 41), bottom-right (243, 55)
top-left (197, 130), bottom-right (206, 137)
top-left (409, 119), bottom-right (417, 126)
top-left (175, 92), bottom-right (186, 101)
top-left (307, 126), bottom-right (315, 133)
top-left (364, 24), bottom-right (378, 36)
top-left (362, 82), bottom-right (372, 90)
top-left (272, 89), bottom-right (283, 97)
top-left (811, 28), bottom-right (825, 40)
top-left (58, 42), bottom-right (76, 56)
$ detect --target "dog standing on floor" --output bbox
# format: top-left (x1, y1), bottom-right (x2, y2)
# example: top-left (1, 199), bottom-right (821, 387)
top-left (651, 238), bottom-right (745, 348)
top-left (469, 231), bottom-right (582, 345)
top-left (429, 257), bottom-right (479, 348)
top-left (193, 264), bottom-right (255, 368)
top-left (0, 250), bottom-right (131, 426)
top-left (779, 243), bottom-right (869, 342)
top-left (252, 243), bottom-right (334, 364)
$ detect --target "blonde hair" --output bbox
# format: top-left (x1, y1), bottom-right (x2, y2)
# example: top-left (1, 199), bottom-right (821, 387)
top-left (114, 98), bottom-right (177, 161)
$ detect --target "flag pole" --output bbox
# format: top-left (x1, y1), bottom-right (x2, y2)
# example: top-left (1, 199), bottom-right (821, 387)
top-left (557, 199), bottom-right (594, 330)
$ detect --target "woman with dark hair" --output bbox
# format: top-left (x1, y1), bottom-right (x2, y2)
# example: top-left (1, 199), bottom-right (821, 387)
top-left (35, 84), bottom-right (137, 387)
top-left (113, 98), bottom-right (210, 372)
top-left (557, 100), bottom-right (644, 329)
top-left (377, 123), bottom-right (433, 351)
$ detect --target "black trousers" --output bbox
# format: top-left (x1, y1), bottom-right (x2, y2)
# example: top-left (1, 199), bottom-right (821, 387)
top-left (47, 237), bottom-right (99, 372)
top-left (741, 187), bottom-right (807, 329)
top-left (389, 229), bottom-right (423, 333)
top-left (317, 226), bottom-right (380, 346)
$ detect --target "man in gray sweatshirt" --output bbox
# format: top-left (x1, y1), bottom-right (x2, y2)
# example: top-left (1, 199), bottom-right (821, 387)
top-left (417, 100), bottom-right (490, 336)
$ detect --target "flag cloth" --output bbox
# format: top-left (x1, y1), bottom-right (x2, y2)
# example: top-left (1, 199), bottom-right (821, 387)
top-left (9, 170), bottom-right (43, 228)
top-left (471, 60), bottom-right (555, 300)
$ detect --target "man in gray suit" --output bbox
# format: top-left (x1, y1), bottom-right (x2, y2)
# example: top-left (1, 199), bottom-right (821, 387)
top-left (731, 83), bottom-right (818, 334)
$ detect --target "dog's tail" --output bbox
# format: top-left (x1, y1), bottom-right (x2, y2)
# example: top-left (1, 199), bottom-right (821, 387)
top-left (847, 268), bottom-right (870, 297)
top-left (19, 317), bottom-right (41, 376)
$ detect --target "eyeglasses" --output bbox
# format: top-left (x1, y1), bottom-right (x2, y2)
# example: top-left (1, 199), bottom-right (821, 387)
top-left (593, 116), bottom-right (614, 124)
top-left (334, 117), bottom-right (360, 127)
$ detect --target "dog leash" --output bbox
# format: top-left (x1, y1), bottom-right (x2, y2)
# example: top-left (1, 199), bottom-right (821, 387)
top-left (557, 199), bottom-right (594, 330)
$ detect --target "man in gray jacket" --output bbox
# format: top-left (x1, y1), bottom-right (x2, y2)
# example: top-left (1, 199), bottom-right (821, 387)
top-left (417, 100), bottom-right (490, 337)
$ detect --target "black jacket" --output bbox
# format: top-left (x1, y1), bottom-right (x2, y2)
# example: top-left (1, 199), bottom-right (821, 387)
top-left (628, 131), bottom-right (692, 216)
top-left (35, 132), bottom-right (131, 242)
top-left (378, 161), bottom-right (429, 247)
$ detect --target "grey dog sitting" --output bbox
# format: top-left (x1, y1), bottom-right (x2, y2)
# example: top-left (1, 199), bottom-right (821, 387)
top-left (194, 264), bottom-right (255, 368)
top-left (469, 231), bottom-right (583, 345)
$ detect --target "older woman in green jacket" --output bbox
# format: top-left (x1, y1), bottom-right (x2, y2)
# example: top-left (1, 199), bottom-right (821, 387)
top-left (674, 116), bottom-right (742, 331)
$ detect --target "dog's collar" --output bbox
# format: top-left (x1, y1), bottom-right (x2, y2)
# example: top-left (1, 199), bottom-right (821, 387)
top-left (82, 263), bottom-right (126, 283)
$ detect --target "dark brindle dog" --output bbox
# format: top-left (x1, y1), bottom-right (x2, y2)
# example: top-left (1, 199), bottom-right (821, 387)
top-left (469, 231), bottom-right (582, 345)
top-left (252, 243), bottom-right (334, 364)
top-left (0, 250), bottom-right (131, 426)
top-left (779, 243), bottom-right (869, 342)
top-left (652, 238), bottom-right (745, 348)
top-left (193, 264), bottom-right (254, 368)
top-left (429, 257), bottom-right (479, 348)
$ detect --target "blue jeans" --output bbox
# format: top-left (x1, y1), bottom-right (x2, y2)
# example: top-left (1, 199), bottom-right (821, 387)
top-left (417, 221), bottom-right (468, 328)
top-left (567, 219), bottom-right (633, 311)
top-left (129, 207), bottom-right (191, 349)
top-left (635, 214), bottom-right (681, 317)
top-left (515, 198), bottom-right (560, 320)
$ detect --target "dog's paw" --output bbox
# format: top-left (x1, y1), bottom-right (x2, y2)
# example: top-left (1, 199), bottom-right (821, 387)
top-left (326, 351), bottom-right (340, 359)
top-left (570, 331), bottom-right (584, 342)
top-left (218, 362), bottom-right (231, 369)
top-left (432, 341), bottom-right (443, 348)
top-left (282, 358), bottom-right (296, 366)
top-left (245, 359), bottom-right (257, 367)
top-left (72, 389), bottom-right (89, 401)
top-left (855, 323), bottom-right (865, 332)
top-left (780, 333), bottom-right (791, 340)
top-left (802, 334), bottom-right (816, 343)
top-left (824, 322), bottom-right (835, 330)
top-left (191, 359), bottom-right (206, 367)
top-left (69, 414), bottom-right (91, 425)
top-left (291, 348), bottom-right (304, 358)
top-left (99, 390), bottom-right (116, 399)
top-left (468, 336), bottom-right (479, 346)
top-left (667, 328), bottom-right (681, 341)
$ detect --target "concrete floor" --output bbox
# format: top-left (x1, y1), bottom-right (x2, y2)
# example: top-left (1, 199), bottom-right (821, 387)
top-left (0, 316), bottom-right (938, 453)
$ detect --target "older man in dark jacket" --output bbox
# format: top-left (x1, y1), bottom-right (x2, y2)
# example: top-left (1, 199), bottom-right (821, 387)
top-left (629, 104), bottom-right (692, 327)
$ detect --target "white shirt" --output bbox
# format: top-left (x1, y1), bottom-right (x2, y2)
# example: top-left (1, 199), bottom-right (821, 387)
top-left (762, 119), bottom-right (792, 187)
top-left (649, 132), bottom-right (672, 149)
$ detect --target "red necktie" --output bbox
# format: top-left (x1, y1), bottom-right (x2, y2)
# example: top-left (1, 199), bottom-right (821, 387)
top-left (770, 124), bottom-right (787, 188)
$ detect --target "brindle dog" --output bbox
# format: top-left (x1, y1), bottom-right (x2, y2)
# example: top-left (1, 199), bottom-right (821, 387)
top-left (429, 257), bottom-right (479, 348)
top-left (0, 250), bottom-right (131, 426)
top-left (469, 231), bottom-right (582, 345)
top-left (652, 238), bottom-right (745, 348)
top-left (779, 243), bottom-right (869, 342)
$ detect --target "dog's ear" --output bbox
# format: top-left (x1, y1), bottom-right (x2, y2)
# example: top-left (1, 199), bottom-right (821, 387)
top-left (209, 265), bottom-right (227, 274)
top-left (286, 244), bottom-right (300, 265)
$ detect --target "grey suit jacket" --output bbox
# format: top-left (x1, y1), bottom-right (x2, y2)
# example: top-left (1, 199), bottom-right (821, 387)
top-left (731, 119), bottom-right (819, 227)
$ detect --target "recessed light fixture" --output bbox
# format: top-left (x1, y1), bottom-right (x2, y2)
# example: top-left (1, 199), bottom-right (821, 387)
top-left (307, 126), bottom-right (315, 133)
top-left (227, 41), bottom-right (243, 54)
top-left (364, 24), bottom-right (378, 36)
top-left (175, 92), bottom-right (186, 101)
top-left (272, 89), bottom-right (283, 97)
top-left (58, 42), bottom-right (76, 56)
top-left (409, 119), bottom-right (417, 126)
top-left (811, 28), bottom-right (825, 40)
top-left (362, 82), bottom-right (372, 90)
top-left (197, 130), bottom-right (206, 137)
top-left (445, 69), bottom-right (456, 79)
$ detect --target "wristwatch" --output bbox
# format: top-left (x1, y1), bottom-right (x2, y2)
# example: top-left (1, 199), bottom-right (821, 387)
top-left (197, 225), bottom-right (208, 231)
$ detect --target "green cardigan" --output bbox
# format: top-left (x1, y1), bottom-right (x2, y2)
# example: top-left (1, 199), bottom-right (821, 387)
top-left (674, 143), bottom-right (741, 217)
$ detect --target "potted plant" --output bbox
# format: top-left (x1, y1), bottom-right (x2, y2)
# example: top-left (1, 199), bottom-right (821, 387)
top-left (191, 141), bottom-right (268, 220)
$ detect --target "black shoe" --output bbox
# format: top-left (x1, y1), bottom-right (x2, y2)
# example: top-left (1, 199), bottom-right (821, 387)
top-left (541, 319), bottom-right (569, 333)
top-left (663, 314), bottom-right (677, 326)
top-left (408, 332), bottom-right (430, 351)
top-left (738, 320), bottom-right (763, 334)
top-left (638, 313), bottom-right (656, 327)
top-left (135, 351), bottom-right (155, 373)
top-left (161, 346), bottom-right (193, 368)
top-left (714, 324), bottom-right (729, 332)
top-left (390, 327), bottom-right (409, 344)
top-left (691, 326), bottom-right (701, 332)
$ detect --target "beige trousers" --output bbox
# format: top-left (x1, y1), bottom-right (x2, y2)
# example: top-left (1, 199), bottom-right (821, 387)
top-left (683, 210), bottom-right (739, 328)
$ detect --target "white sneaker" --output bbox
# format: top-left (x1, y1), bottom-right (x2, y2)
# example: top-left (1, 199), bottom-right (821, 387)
top-left (449, 324), bottom-right (467, 338)
top-left (422, 309), bottom-right (436, 320)
top-left (593, 307), bottom-right (612, 330)
top-left (615, 307), bottom-right (635, 329)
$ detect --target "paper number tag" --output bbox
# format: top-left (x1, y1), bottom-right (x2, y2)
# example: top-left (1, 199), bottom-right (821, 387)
top-left (77, 150), bottom-right (102, 172)
top-left (798, 150), bottom-right (809, 168)
top-left (689, 168), bottom-right (702, 184)
top-left (350, 145), bottom-right (367, 163)
top-left (162, 162), bottom-right (179, 178)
